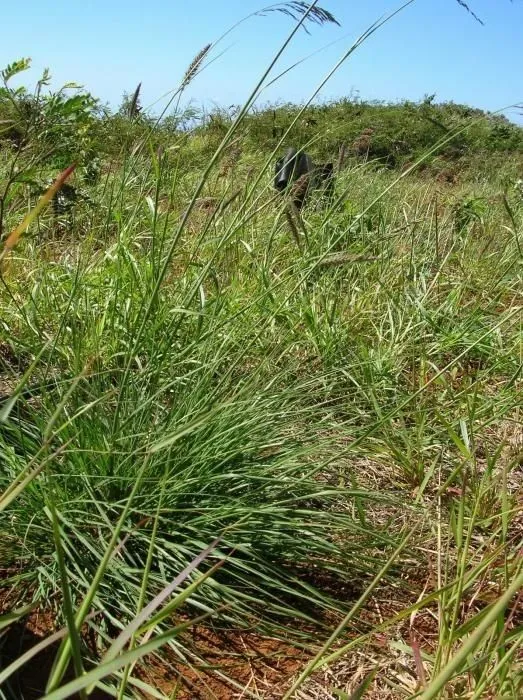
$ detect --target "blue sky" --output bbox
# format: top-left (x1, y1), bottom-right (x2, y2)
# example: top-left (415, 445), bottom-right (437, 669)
top-left (1, 1), bottom-right (522, 121)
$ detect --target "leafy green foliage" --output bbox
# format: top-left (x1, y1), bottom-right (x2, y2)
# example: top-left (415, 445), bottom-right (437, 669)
top-left (1, 57), bottom-right (32, 83)
top-left (0, 61), bottom-right (101, 239)
top-left (0, 62), bottom-right (99, 165)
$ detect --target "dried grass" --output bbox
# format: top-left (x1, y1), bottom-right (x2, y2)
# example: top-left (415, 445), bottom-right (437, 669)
top-left (256, 2), bottom-right (340, 34)
top-left (455, 0), bottom-right (484, 25)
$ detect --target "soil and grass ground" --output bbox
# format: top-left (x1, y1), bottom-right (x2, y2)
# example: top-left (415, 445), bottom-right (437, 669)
top-left (0, 29), bottom-right (522, 700)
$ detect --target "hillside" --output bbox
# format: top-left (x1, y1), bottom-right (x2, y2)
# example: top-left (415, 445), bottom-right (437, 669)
top-left (1, 62), bottom-right (522, 700)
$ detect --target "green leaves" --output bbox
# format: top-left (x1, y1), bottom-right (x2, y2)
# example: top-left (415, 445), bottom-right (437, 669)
top-left (1, 58), bottom-right (31, 83)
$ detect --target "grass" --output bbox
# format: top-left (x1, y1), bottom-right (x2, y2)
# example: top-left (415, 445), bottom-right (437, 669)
top-left (0, 4), bottom-right (522, 698)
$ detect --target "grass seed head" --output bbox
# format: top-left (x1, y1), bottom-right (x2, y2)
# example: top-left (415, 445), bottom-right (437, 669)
top-left (182, 43), bottom-right (212, 88)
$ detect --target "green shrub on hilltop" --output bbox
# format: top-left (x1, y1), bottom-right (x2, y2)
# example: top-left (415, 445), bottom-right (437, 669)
top-left (2, 56), bottom-right (522, 194)
top-left (239, 97), bottom-right (523, 166)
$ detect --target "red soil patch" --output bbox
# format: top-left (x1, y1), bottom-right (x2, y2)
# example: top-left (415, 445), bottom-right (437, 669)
top-left (0, 588), bottom-right (110, 699)
top-left (136, 625), bottom-right (307, 699)
top-left (1, 587), bottom-right (306, 700)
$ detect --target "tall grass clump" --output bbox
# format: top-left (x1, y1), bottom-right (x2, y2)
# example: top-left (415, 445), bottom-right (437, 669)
top-left (1, 1), bottom-right (522, 698)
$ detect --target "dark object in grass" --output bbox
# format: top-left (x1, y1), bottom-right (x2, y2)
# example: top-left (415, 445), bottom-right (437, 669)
top-left (50, 181), bottom-right (77, 230)
top-left (39, 179), bottom-right (91, 233)
top-left (274, 147), bottom-right (335, 209)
